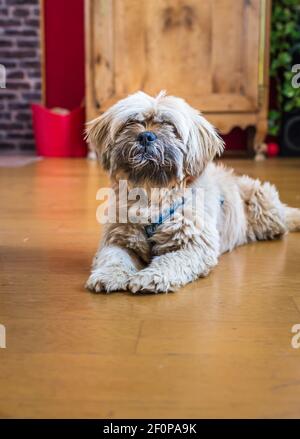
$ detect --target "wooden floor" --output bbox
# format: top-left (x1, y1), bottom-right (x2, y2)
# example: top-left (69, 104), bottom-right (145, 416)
top-left (0, 157), bottom-right (300, 419)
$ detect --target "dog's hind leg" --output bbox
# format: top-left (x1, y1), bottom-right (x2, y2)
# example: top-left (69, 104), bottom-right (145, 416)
top-left (238, 176), bottom-right (288, 242)
top-left (284, 206), bottom-right (300, 232)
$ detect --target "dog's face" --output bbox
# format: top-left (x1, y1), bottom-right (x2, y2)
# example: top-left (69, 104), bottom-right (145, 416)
top-left (86, 91), bottom-right (224, 186)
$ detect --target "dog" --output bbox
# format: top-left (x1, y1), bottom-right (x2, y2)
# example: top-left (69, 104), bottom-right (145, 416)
top-left (85, 91), bottom-right (300, 294)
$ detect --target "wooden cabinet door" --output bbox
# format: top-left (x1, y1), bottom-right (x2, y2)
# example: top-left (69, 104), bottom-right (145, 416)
top-left (86, 0), bottom-right (261, 119)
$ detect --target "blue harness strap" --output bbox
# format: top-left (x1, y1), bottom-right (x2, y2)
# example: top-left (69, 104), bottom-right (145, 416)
top-left (144, 196), bottom-right (185, 238)
top-left (144, 193), bottom-right (225, 239)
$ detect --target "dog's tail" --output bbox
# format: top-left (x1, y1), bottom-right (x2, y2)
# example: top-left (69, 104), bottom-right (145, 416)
top-left (285, 206), bottom-right (300, 232)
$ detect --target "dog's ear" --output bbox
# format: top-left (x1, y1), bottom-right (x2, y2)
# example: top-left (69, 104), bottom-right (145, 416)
top-left (85, 112), bottom-right (112, 170)
top-left (185, 111), bottom-right (224, 177)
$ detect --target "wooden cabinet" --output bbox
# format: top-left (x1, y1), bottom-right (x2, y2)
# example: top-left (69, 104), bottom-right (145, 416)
top-left (85, 0), bottom-right (271, 153)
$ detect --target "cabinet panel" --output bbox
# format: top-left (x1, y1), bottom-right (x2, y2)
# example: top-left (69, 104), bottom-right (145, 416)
top-left (88, 0), bottom-right (260, 115)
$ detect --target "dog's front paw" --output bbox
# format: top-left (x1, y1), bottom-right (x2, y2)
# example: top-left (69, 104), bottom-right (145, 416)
top-left (85, 272), bottom-right (106, 293)
top-left (128, 270), bottom-right (177, 294)
top-left (85, 267), bottom-right (130, 293)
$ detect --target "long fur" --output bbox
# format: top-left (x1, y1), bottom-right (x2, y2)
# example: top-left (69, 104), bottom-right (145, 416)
top-left (85, 91), bottom-right (300, 293)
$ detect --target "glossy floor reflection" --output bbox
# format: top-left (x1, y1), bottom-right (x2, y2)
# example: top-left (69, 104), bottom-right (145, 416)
top-left (0, 157), bottom-right (300, 418)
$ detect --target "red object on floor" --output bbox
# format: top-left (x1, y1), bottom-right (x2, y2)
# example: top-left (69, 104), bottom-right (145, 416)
top-left (31, 104), bottom-right (87, 157)
top-left (267, 142), bottom-right (280, 157)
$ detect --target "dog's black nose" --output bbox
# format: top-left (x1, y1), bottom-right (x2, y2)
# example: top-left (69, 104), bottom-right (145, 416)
top-left (137, 131), bottom-right (157, 146)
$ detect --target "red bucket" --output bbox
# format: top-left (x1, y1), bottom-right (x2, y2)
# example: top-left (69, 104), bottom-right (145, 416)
top-left (31, 104), bottom-right (87, 157)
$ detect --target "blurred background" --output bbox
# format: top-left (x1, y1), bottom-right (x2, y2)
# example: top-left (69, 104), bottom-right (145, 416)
top-left (0, 0), bottom-right (299, 161)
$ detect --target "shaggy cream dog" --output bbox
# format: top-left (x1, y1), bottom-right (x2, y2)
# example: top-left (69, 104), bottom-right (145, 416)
top-left (85, 91), bottom-right (300, 294)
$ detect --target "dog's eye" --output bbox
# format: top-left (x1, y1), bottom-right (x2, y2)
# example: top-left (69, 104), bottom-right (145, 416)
top-left (125, 120), bottom-right (137, 126)
top-left (162, 121), bottom-right (176, 130)
top-left (125, 120), bottom-right (146, 127)
top-left (161, 121), bottom-right (180, 137)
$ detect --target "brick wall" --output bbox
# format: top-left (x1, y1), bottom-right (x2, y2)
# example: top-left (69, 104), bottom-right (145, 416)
top-left (0, 0), bottom-right (41, 152)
